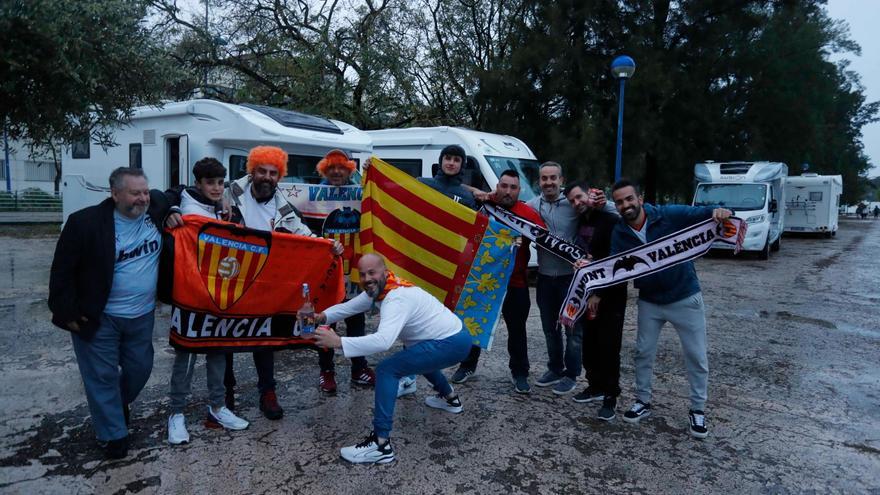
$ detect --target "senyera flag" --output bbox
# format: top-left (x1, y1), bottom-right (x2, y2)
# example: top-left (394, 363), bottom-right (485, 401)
top-left (361, 158), bottom-right (517, 350)
top-left (166, 215), bottom-right (345, 352)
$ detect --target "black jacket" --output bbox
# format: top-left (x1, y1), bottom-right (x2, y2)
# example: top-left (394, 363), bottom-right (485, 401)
top-left (418, 172), bottom-right (477, 210)
top-left (574, 209), bottom-right (627, 306)
top-left (48, 191), bottom-right (171, 340)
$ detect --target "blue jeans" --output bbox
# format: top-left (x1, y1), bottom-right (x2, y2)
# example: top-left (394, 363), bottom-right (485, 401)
top-left (536, 273), bottom-right (583, 378)
top-left (373, 328), bottom-right (471, 438)
top-left (71, 312), bottom-right (155, 441)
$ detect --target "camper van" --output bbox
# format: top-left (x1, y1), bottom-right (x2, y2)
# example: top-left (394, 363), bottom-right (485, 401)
top-left (693, 161), bottom-right (788, 259)
top-left (784, 173), bottom-right (842, 237)
top-left (61, 99), bottom-right (372, 221)
top-left (359, 127), bottom-right (542, 199)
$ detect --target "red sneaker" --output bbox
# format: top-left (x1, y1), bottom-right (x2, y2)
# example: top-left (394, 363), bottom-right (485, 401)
top-left (319, 370), bottom-right (337, 393)
top-left (351, 367), bottom-right (376, 386)
top-left (259, 390), bottom-right (284, 420)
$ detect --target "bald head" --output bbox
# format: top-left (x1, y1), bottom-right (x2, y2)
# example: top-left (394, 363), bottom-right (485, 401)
top-left (358, 253), bottom-right (388, 298)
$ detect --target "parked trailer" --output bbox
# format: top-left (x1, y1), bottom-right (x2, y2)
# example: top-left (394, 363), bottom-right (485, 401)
top-left (61, 99), bottom-right (372, 221)
top-left (693, 161), bottom-right (788, 260)
top-left (784, 173), bottom-right (842, 237)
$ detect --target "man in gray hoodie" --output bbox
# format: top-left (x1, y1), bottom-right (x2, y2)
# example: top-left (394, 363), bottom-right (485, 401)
top-left (525, 161), bottom-right (582, 395)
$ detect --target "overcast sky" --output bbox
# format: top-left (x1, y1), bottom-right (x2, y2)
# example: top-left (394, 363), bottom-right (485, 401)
top-left (826, 0), bottom-right (880, 177)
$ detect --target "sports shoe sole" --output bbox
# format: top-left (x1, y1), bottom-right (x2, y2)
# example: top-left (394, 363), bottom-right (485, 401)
top-left (597, 411), bottom-right (616, 422)
top-left (572, 395), bottom-right (605, 404)
top-left (622, 410), bottom-right (651, 424)
top-left (689, 428), bottom-right (708, 439)
top-left (207, 412), bottom-right (249, 431)
top-left (511, 378), bottom-right (531, 394)
top-left (340, 452), bottom-right (396, 464)
top-left (168, 436), bottom-right (189, 445)
top-left (534, 379), bottom-right (561, 387)
top-left (425, 398), bottom-right (463, 414)
top-left (552, 384), bottom-right (577, 395)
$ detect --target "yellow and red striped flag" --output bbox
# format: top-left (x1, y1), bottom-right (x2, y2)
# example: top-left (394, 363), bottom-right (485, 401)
top-left (360, 158), bottom-right (488, 309)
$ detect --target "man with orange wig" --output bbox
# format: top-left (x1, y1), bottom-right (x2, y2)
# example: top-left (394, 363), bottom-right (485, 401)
top-left (304, 149), bottom-right (376, 394)
top-left (222, 145), bottom-right (342, 420)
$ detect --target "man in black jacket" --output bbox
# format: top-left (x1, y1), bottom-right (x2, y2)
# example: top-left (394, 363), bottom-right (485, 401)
top-left (417, 145), bottom-right (477, 209)
top-left (565, 182), bottom-right (628, 421)
top-left (48, 167), bottom-right (170, 459)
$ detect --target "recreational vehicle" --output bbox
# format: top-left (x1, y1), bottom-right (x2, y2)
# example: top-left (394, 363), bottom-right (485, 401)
top-left (359, 127), bottom-right (541, 199)
top-left (784, 173), bottom-right (843, 236)
top-left (61, 99), bottom-right (372, 221)
top-left (693, 161), bottom-right (788, 259)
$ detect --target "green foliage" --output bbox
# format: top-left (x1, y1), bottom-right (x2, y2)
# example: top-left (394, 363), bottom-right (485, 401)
top-left (0, 0), bottom-right (183, 146)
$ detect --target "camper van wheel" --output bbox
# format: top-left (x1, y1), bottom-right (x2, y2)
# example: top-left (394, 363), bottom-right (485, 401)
top-left (759, 239), bottom-right (771, 260)
top-left (824, 231), bottom-right (833, 238)
top-left (771, 236), bottom-right (781, 252)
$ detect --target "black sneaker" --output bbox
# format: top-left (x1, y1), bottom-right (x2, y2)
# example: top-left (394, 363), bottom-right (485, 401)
top-left (572, 388), bottom-right (605, 403)
top-left (597, 397), bottom-right (616, 421)
top-left (689, 410), bottom-right (708, 439)
top-left (622, 400), bottom-right (651, 423)
top-left (103, 436), bottom-right (129, 460)
top-left (340, 431), bottom-right (395, 464)
top-left (511, 375), bottom-right (531, 394)
top-left (450, 367), bottom-right (474, 384)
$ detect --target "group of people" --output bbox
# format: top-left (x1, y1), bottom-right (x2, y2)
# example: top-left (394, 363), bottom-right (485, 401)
top-left (48, 144), bottom-right (730, 463)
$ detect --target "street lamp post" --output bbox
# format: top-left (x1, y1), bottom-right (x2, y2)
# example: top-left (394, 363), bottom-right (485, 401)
top-left (611, 55), bottom-right (636, 183)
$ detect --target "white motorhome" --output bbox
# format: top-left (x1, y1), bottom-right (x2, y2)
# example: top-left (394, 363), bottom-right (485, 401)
top-left (693, 161), bottom-right (788, 259)
top-left (61, 99), bottom-right (372, 221)
top-left (359, 126), bottom-right (542, 200)
top-left (784, 173), bottom-right (842, 236)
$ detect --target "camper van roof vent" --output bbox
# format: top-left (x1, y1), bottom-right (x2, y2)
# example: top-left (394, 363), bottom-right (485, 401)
top-left (240, 104), bottom-right (343, 135)
top-left (719, 163), bottom-right (753, 174)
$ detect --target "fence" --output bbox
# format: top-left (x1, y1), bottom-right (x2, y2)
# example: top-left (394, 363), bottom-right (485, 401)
top-left (0, 189), bottom-right (62, 212)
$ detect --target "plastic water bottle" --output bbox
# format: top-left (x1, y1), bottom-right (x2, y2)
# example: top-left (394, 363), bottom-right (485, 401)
top-left (299, 283), bottom-right (315, 334)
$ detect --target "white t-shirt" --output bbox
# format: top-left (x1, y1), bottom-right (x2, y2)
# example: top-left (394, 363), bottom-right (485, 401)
top-left (241, 186), bottom-right (276, 231)
top-left (630, 220), bottom-right (648, 244)
top-left (323, 286), bottom-right (463, 358)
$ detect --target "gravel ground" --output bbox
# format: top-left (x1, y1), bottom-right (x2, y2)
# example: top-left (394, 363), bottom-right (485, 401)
top-left (0, 218), bottom-right (877, 494)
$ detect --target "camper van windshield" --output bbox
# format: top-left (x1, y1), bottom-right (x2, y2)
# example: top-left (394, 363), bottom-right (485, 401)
top-left (694, 183), bottom-right (767, 210)
top-left (485, 156), bottom-right (541, 200)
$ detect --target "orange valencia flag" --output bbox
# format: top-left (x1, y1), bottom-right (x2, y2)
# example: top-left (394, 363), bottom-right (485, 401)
top-left (167, 215), bottom-right (345, 352)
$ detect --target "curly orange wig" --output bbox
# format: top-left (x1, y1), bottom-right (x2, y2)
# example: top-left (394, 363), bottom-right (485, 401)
top-left (247, 146), bottom-right (288, 177)
top-left (316, 149), bottom-right (356, 177)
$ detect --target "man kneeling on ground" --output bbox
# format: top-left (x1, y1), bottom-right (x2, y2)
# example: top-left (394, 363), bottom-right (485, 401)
top-left (304, 253), bottom-right (471, 464)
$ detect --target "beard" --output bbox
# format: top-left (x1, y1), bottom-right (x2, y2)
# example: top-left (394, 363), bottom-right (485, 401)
top-left (252, 180), bottom-right (276, 201)
top-left (621, 204), bottom-right (641, 221)
top-left (363, 278), bottom-right (386, 299)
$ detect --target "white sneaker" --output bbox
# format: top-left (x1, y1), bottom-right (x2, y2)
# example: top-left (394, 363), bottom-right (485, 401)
top-left (397, 376), bottom-right (417, 397)
top-left (425, 393), bottom-right (463, 414)
top-left (167, 413), bottom-right (190, 445)
top-left (208, 406), bottom-right (249, 431)
top-left (340, 432), bottom-right (395, 464)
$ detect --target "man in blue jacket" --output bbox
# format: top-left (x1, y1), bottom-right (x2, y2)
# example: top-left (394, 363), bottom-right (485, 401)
top-left (609, 179), bottom-right (731, 439)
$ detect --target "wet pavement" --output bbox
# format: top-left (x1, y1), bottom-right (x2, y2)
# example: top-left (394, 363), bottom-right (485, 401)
top-left (0, 219), bottom-right (878, 494)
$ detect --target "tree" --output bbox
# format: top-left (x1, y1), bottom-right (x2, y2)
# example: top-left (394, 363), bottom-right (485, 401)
top-left (0, 0), bottom-right (183, 148)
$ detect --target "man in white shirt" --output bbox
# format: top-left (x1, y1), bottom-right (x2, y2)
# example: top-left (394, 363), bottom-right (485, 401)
top-left (306, 253), bottom-right (471, 464)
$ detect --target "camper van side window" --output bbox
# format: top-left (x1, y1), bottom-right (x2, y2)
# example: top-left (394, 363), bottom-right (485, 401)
top-left (129, 144), bottom-right (142, 169)
top-left (229, 155), bottom-right (248, 180)
top-left (809, 192), bottom-right (822, 202)
top-left (463, 157), bottom-right (489, 192)
top-left (71, 136), bottom-right (90, 159)
top-left (384, 159), bottom-right (421, 178)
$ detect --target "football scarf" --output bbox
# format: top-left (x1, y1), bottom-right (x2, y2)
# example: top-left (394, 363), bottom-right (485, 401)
top-left (559, 216), bottom-right (747, 327)
top-left (482, 203), bottom-right (586, 264)
top-left (166, 215), bottom-right (345, 352)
